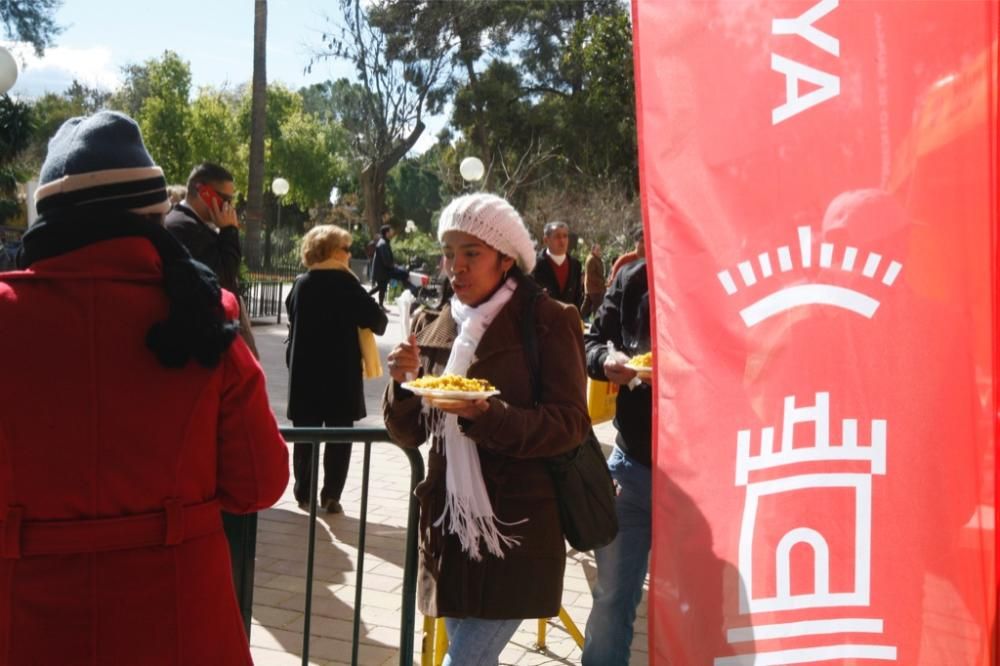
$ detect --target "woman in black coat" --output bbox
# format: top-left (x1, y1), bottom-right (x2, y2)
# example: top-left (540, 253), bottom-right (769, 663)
top-left (285, 225), bottom-right (388, 512)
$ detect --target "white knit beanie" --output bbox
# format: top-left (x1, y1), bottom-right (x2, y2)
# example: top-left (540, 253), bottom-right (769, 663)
top-left (437, 193), bottom-right (536, 273)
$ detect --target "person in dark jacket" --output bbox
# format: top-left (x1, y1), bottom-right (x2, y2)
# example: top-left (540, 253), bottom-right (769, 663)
top-left (285, 224), bottom-right (388, 513)
top-left (165, 163), bottom-right (241, 292)
top-left (383, 193), bottom-right (589, 665)
top-left (581, 258), bottom-right (652, 665)
top-left (368, 223), bottom-right (403, 309)
top-left (531, 220), bottom-right (583, 312)
top-left (165, 162), bottom-right (258, 357)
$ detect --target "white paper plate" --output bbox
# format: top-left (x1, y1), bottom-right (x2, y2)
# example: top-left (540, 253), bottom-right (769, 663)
top-left (400, 383), bottom-right (500, 401)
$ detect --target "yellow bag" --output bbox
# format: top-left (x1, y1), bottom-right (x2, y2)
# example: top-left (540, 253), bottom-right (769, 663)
top-left (587, 378), bottom-right (619, 424)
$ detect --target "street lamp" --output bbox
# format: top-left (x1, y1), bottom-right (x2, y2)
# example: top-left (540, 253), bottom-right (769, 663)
top-left (459, 156), bottom-right (485, 184)
top-left (271, 176), bottom-right (289, 229)
top-left (329, 186), bottom-right (340, 206)
top-left (266, 177), bottom-right (289, 270)
top-left (0, 46), bottom-right (17, 95)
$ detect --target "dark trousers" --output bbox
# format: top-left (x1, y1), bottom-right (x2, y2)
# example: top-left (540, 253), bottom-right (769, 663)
top-left (368, 279), bottom-right (389, 307)
top-left (292, 418), bottom-right (353, 504)
top-left (581, 292), bottom-right (605, 319)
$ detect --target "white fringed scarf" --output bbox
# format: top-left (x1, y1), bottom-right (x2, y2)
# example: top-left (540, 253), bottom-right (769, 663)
top-left (432, 277), bottom-right (525, 560)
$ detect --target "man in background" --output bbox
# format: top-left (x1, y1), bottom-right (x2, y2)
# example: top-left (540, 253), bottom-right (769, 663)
top-left (531, 220), bottom-right (583, 311)
top-left (368, 224), bottom-right (402, 310)
top-left (582, 257), bottom-right (652, 665)
top-left (582, 242), bottom-right (606, 319)
top-left (165, 162), bottom-right (257, 357)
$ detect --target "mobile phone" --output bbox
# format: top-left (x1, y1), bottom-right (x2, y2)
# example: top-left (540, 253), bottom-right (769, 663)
top-left (196, 183), bottom-right (225, 210)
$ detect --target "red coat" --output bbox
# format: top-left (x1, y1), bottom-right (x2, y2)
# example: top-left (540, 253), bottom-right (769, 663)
top-left (0, 238), bottom-right (289, 665)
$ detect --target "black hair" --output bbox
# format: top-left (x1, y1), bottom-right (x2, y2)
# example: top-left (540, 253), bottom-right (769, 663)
top-left (380, 224), bottom-right (393, 238)
top-left (508, 264), bottom-right (542, 296)
top-left (186, 162), bottom-right (234, 192)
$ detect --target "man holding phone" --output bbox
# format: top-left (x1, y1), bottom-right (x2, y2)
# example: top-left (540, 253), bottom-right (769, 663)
top-left (166, 162), bottom-right (241, 292)
top-left (166, 162), bottom-right (257, 357)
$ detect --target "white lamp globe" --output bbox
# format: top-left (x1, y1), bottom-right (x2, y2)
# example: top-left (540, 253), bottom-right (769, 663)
top-left (329, 186), bottom-right (340, 205)
top-left (459, 156), bottom-right (485, 182)
top-left (271, 177), bottom-right (290, 197)
top-left (0, 47), bottom-right (17, 95)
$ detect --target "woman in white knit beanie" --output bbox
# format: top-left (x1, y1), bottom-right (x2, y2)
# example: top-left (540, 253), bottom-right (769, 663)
top-left (383, 193), bottom-right (590, 665)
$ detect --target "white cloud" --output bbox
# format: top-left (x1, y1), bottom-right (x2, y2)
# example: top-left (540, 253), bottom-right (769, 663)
top-left (4, 42), bottom-right (121, 98)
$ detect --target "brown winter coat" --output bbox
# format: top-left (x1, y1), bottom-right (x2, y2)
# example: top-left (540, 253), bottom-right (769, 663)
top-left (383, 284), bottom-right (589, 619)
top-left (584, 252), bottom-right (606, 295)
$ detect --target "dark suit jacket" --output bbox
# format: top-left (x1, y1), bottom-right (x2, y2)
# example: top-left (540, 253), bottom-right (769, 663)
top-left (371, 237), bottom-right (395, 284)
top-left (164, 204), bottom-right (241, 293)
top-left (531, 250), bottom-right (583, 311)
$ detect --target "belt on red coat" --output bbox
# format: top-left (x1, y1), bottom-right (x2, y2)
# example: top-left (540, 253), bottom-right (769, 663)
top-left (0, 499), bottom-right (223, 559)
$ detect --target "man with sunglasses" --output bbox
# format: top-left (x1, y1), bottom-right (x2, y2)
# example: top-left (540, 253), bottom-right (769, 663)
top-left (166, 162), bottom-right (241, 293)
top-left (166, 162), bottom-right (258, 361)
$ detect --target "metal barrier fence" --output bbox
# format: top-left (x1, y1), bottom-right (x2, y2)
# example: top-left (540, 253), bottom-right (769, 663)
top-left (242, 280), bottom-right (287, 323)
top-left (264, 427), bottom-right (424, 666)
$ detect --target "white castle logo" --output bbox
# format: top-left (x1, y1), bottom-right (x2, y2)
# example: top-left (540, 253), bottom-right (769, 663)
top-left (716, 226), bottom-right (903, 327)
top-left (715, 392), bottom-right (897, 665)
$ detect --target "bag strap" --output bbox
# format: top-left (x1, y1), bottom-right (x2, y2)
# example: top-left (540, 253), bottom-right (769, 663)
top-left (518, 285), bottom-right (545, 406)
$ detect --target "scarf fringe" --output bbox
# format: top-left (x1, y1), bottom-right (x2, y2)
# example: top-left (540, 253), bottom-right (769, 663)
top-left (432, 494), bottom-right (523, 561)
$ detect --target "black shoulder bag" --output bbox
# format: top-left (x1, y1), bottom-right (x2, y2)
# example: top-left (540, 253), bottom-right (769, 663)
top-left (520, 289), bottom-right (619, 551)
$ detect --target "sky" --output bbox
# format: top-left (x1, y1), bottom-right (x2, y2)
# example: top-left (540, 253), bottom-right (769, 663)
top-left (6, 0), bottom-right (445, 153)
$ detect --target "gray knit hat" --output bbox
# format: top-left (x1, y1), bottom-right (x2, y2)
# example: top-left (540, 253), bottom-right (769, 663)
top-left (437, 193), bottom-right (536, 272)
top-left (35, 111), bottom-right (169, 217)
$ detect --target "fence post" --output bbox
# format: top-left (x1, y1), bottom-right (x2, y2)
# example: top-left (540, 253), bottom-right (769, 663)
top-left (277, 282), bottom-right (284, 325)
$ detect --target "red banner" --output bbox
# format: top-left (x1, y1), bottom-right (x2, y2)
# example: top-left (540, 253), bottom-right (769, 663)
top-left (633, 1), bottom-right (997, 663)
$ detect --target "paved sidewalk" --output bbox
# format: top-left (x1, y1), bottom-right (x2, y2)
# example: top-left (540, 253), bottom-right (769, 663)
top-left (248, 307), bottom-right (649, 666)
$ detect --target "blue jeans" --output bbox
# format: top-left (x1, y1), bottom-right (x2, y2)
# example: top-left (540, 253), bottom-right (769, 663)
top-left (582, 445), bottom-right (651, 666)
top-left (442, 617), bottom-right (521, 666)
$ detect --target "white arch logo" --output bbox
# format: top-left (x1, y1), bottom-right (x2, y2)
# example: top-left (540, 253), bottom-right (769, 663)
top-left (716, 227), bottom-right (902, 327)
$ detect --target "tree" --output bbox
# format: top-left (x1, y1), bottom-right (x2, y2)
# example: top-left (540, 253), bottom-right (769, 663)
top-left (0, 95), bottom-right (33, 225)
top-left (551, 10), bottom-right (637, 192)
top-left (313, 0), bottom-right (448, 235)
top-left (24, 90), bottom-right (77, 170)
top-left (130, 52), bottom-right (193, 184)
top-left (386, 157), bottom-right (442, 231)
top-left (369, 0), bottom-right (521, 186)
top-left (372, 0), bottom-right (632, 199)
top-left (272, 110), bottom-right (349, 211)
top-left (0, 0), bottom-right (61, 55)
top-left (188, 89), bottom-right (242, 181)
top-left (245, 0), bottom-right (268, 263)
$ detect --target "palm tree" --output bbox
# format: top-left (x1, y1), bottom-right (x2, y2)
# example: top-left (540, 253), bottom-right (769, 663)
top-left (245, 0), bottom-right (268, 266)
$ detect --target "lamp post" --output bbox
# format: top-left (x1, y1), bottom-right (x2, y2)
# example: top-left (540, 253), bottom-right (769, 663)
top-left (266, 177), bottom-right (289, 270)
top-left (0, 46), bottom-right (17, 95)
top-left (272, 177), bottom-right (289, 228)
top-left (459, 156), bottom-right (485, 190)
